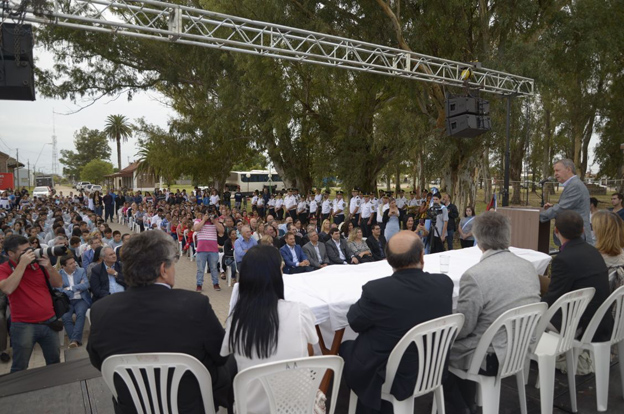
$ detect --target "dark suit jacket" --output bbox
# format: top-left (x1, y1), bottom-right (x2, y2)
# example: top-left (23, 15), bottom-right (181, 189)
top-left (542, 238), bottom-right (613, 341)
top-left (325, 238), bottom-right (355, 264)
top-left (341, 268), bottom-right (454, 411)
top-left (87, 284), bottom-right (228, 414)
top-left (279, 244), bottom-right (309, 274)
top-left (90, 261), bottom-right (126, 302)
top-left (366, 235), bottom-right (387, 261)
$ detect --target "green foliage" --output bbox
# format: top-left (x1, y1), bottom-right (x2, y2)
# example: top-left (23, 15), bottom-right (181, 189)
top-left (104, 114), bottom-right (133, 170)
top-left (80, 159), bottom-right (114, 183)
top-left (59, 127), bottom-right (111, 181)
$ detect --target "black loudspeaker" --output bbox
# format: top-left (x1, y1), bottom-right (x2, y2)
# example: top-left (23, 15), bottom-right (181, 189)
top-left (0, 23), bottom-right (35, 101)
top-left (445, 95), bottom-right (490, 137)
top-left (446, 115), bottom-right (492, 138)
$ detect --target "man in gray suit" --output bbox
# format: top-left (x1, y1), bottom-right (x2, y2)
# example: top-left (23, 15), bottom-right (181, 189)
top-left (302, 230), bottom-right (330, 269)
top-left (325, 228), bottom-right (359, 265)
top-left (445, 211), bottom-right (541, 413)
top-left (539, 158), bottom-right (593, 245)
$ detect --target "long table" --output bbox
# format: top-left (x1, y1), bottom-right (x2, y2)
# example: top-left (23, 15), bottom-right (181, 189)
top-left (230, 246), bottom-right (552, 391)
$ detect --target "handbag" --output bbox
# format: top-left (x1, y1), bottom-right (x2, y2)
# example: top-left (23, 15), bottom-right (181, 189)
top-left (41, 266), bottom-right (71, 318)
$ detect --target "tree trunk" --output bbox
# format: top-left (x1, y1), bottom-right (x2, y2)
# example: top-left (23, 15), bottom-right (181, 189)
top-left (482, 148), bottom-right (492, 203)
top-left (395, 164), bottom-right (401, 194)
top-left (116, 137), bottom-right (122, 170)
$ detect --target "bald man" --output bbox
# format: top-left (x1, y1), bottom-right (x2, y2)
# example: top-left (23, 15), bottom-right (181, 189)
top-left (340, 231), bottom-right (454, 414)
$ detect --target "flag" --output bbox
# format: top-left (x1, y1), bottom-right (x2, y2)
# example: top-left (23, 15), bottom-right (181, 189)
top-left (486, 193), bottom-right (497, 211)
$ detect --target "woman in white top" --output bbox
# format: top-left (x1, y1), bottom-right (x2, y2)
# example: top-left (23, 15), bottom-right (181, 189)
top-left (592, 210), bottom-right (624, 292)
top-left (221, 245), bottom-right (318, 414)
top-left (210, 189), bottom-right (220, 207)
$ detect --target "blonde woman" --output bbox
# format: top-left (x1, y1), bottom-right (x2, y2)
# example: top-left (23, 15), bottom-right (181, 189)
top-left (319, 219), bottom-right (331, 243)
top-left (347, 227), bottom-right (374, 263)
top-left (592, 210), bottom-right (624, 292)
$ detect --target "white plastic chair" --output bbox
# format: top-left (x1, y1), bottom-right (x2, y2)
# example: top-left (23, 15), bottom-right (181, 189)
top-left (348, 313), bottom-right (465, 414)
top-left (101, 353), bottom-right (216, 414)
top-left (525, 287), bottom-right (595, 414)
top-left (233, 356), bottom-right (343, 414)
top-left (572, 285), bottom-right (624, 411)
top-left (449, 302), bottom-right (548, 414)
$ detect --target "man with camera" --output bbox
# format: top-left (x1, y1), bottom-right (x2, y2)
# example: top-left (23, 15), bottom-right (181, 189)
top-left (429, 193), bottom-right (449, 254)
top-left (193, 206), bottom-right (225, 291)
top-left (0, 235), bottom-right (63, 373)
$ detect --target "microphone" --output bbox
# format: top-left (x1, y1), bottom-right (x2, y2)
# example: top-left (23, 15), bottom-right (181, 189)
top-left (539, 177), bottom-right (553, 185)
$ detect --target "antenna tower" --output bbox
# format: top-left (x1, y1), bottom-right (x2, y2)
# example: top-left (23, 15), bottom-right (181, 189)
top-left (51, 110), bottom-right (58, 176)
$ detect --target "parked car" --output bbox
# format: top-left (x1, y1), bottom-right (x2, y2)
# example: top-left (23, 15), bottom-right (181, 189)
top-left (84, 184), bottom-right (102, 195)
top-left (32, 186), bottom-right (52, 198)
top-left (75, 181), bottom-right (91, 191)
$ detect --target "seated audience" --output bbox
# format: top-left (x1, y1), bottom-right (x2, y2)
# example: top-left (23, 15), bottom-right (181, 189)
top-left (58, 255), bottom-right (92, 348)
top-left (542, 210), bottom-right (613, 341)
top-left (222, 228), bottom-right (239, 280)
top-left (90, 246), bottom-right (126, 302)
top-left (221, 244), bottom-right (318, 414)
top-left (365, 223), bottom-right (386, 261)
top-left (341, 231), bottom-right (453, 414)
top-left (280, 233), bottom-right (314, 274)
top-left (592, 210), bottom-right (624, 292)
top-left (347, 227), bottom-right (374, 263)
top-left (445, 211), bottom-right (540, 413)
top-left (326, 228), bottom-right (359, 265)
top-left (87, 230), bottom-right (232, 412)
top-left (302, 230), bottom-right (330, 269)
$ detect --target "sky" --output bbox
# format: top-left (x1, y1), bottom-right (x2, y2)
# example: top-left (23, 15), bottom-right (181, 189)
top-left (0, 47), bottom-right (174, 176)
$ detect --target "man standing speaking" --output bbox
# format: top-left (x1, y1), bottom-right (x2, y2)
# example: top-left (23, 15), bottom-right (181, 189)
top-left (540, 158), bottom-right (593, 245)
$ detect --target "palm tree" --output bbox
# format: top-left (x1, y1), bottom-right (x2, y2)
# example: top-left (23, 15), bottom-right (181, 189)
top-left (103, 114), bottom-right (133, 170)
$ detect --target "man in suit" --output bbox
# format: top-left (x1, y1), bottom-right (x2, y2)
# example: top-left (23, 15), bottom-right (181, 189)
top-left (326, 228), bottom-right (359, 265)
top-left (365, 223), bottom-right (386, 261)
top-left (87, 230), bottom-right (232, 413)
top-left (540, 158), bottom-right (593, 245)
top-left (59, 255), bottom-right (92, 348)
top-left (89, 246), bottom-right (126, 302)
top-left (445, 212), bottom-right (541, 413)
top-left (302, 230), bottom-right (330, 269)
top-left (280, 233), bottom-right (314, 274)
top-left (341, 231), bottom-right (453, 414)
top-left (542, 210), bottom-right (612, 340)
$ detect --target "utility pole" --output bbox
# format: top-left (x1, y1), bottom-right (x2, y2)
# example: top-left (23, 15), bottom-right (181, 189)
top-left (28, 160), bottom-right (30, 187)
top-left (15, 148), bottom-right (19, 190)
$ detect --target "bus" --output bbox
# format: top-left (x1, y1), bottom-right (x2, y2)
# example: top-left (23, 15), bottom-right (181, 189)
top-left (226, 170), bottom-right (283, 196)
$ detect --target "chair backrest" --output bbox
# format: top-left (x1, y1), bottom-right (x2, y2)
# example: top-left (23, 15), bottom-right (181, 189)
top-left (466, 302), bottom-right (548, 378)
top-left (233, 356), bottom-right (343, 414)
top-left (535, 287), bottom-right (595, 355)
top-left (580, 285), bottom-right (624, 345)
top-left (101, 353), bottom-right (215, 414)
top-left (381, 313), bottom-right (464, 398)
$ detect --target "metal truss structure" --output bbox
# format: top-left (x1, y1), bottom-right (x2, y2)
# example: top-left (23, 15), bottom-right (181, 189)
top-left (4, 0), bottom-right (534, 96)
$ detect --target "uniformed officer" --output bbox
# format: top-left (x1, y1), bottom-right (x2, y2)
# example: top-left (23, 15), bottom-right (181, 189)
top-left (267, 193), bottom-right (276, 218)
top-left (321, 190), bottom-right (332, 223)
top-left (396, 189), bottom-right (407, 215)
top-left (349, 188), bottom-right (361, 227)
top-left (275, 191), bottom-right (285, 220)
top-left (408, 190), bottom-right (420, 217)
top-left (297, 194), bottom-right (308, 224)
top-left (285, 188), bottom-right (297, 220)
top-left (333, 191), bottom-right (346, 225)
top-left (256, 192), bottom-right (265, 218)
top-left (359, 193), bottom-right (373, 237)
top-left (376, 194), bottom-right (390, 233)
top-left (308, 191), bottom-right (318, 219)
top-left (314, 188), bottom-right (323, 205)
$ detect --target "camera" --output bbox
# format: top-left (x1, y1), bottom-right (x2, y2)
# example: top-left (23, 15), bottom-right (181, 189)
top-left (427, 203), bottom-right (443, 221)
top-left (22, 245), bottom-right (68, 263)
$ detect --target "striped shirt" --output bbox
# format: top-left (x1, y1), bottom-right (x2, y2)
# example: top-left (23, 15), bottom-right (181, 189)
top-left (194, 219), bottom-right (219, 253)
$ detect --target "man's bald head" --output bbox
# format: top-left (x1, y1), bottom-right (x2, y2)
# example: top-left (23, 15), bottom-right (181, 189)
top-left (386, 231), bottom-right (424, 270)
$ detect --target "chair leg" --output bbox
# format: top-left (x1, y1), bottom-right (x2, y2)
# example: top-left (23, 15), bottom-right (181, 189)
top-left (432, 387), bottom-right (445, 414)
top-left (391, 397), bottom-right (414, 414)
top-left (348, 390), bottom-right (357, 414)
top-left (618, 341), bottom-right (624, 398)
top-left (478, 376), bottom-right (500, 414)
top-left (592, 344), bottom-right (611, 412)
top-left (516, 371), bottom-right (528, 414)
top-left (523, 357), bottom-right (531, 385)
top-left (537, 354), bottom-right (556, 414)
top-left (565, 349), bottom-right (577, 412)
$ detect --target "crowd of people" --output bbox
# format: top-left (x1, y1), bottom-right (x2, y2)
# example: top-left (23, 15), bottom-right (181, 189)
top-left (0, 157), bottom-right (624, 414)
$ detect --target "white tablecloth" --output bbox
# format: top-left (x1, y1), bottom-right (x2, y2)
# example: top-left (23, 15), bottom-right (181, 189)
top-left (230, 246), bottom-right (552, 332)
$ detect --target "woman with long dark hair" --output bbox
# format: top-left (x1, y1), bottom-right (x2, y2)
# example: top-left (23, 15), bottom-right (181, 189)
top-left (221, 245), bottom-right (318, 413)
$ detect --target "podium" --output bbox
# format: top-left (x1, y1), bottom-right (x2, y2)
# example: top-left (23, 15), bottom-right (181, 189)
top-left (497, 207), bottom-right (550, 254)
